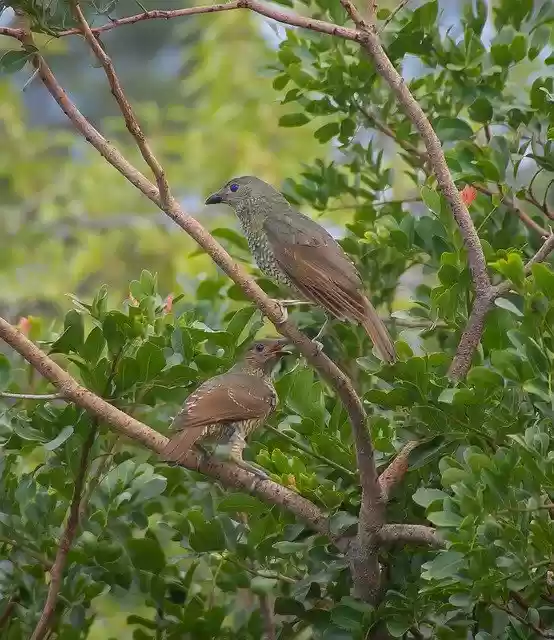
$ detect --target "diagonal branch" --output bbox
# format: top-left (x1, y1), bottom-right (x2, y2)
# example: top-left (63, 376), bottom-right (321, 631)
top-left (30, 424), bottom-right (97, 640)
top-left (0, 316), bottom-right (339, 547)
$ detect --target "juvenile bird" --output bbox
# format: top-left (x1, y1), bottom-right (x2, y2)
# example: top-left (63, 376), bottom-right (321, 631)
top-left (205, 176), bottom-right (396, 363)
top-left (161, 338), bottom-right (290, 477)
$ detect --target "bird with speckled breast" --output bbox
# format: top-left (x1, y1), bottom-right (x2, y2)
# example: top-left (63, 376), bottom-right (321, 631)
top-left (161, 338), bottom-right (290, 478)
top-left (205, 176), bottom-right (396, 363)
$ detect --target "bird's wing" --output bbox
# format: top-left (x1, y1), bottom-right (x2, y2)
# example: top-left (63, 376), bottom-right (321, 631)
top-left (170, 373), bottom-right (275, 433)
top-left (162, 374), bottom-right (275, 463)
top-left (264, 214), bottom-right (367, 322)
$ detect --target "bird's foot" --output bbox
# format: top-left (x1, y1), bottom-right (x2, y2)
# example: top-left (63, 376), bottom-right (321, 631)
top-left (229, 453), bottom-right (270, 480)
top-left (312, 339), bottom-right (324, 354)
top-left (313, 318), bottom-right (329, 342)
top-left (278, 299), bottom-right (312, 307)
top-left (271, 299), bottom-right (288, 325)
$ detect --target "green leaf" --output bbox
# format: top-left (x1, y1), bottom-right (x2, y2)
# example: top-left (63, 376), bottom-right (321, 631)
top-left (102, 312), bottom-right (133, 355)
top-left (50, 310), bottom-right (85, 354)
top-left (494, 297), bottom-right (523, 316)
top-left (427, 511), bottom-right (463, 527)
top-left (490, 252), bottom-right (525, 288)
top-left (126, 537), bottom-right (165, 572)
top-left (532, 263), bottom-right (554, 298)
top-left (139, 270), bottom-right (157, 296)
top-left (188, 518), bottom-right (226, 552)
top-left (81, 326), bottom-right (106, 365)
top-left (422, 551), bottom-right (465, 580)
top-left (0, 355), bottom-right (10, 390)
top-left (466, 366), bottom-right (503, 390)
top-left (330, 604), bottom-right (365, 631)
top-left (250, 576), bottom-right (278, 594)
top-left (0, 47), bottom-right (36, 73)
top-left (434, 117), bottom-right (473, 142)
top-left (136, 341), bottom-right (166, 382)
top-left (314, 122), bottom-right (339, 143)
top-left (468, 97), bottom-right (493, 123)
top-left (43, 425), bottom-right (74, 451)
top-left (218, 493), bottom-right (265, 515)
top-left (510, 33), bottom-right (527, 63)
top-left (421, 186), bottom-right (442, 216)
top-left (279, 113), bottom-right (310, 127)
top-left (412, 487), bottom-right (448, 508)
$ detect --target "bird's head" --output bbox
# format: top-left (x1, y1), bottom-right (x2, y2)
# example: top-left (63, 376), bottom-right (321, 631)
top-left (205, 176), bottom-right (280, 211)
top-left (241, 337), bottom-right (291, 374)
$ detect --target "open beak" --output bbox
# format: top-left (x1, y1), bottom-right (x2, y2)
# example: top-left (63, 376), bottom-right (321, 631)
top-left (205, 192), bottom-right (222, 205)
top-left (269, 337), bottom-right (293, 356)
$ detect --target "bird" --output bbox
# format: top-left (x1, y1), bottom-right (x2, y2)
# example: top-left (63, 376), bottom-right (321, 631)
top-left (161, 338), bottom-right (290, 478)
top-left (205, 176), bottom-right (396, 363)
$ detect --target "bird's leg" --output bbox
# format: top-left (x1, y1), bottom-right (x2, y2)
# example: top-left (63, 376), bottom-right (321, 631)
top-left (269, 299), bottom-right (289, 324)
top-left (312, 318), bottom-right (330, 352)
top-left (278, 299), bottom-right (313, 307)
top-left (227, 431), bottom-right (269, 479)
top-left (192, 442), bottom-right (213, 469)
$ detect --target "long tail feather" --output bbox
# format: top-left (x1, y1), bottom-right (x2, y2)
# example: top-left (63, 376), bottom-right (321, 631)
top-left (161, 430), bottom-right (201, 464)
top-left (361, 298), bottom-right (396, 363)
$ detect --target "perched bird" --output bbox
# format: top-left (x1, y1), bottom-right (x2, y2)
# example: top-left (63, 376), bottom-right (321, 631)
top-left (161, 338), bottom-right (290, 477)
top-left (205, 176), bottom-right (396, 363)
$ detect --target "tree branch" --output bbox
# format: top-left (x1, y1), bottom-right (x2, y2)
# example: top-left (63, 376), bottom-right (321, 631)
top-left (55, 0), bottom-right (360, 41)
top-left (378, 440), bottom-right (419, 502)
top-left (71, 1), bottom-right (170, 201)
top-left (30, 423), bottom-right (97, 640)
top-left (0, 317), bottom-right (339, 547)
top-left (377, 524), bottom-right (444, 549)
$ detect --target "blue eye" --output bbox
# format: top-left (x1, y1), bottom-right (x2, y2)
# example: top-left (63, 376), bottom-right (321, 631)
top-left (230, 183), bottom-right (239, 193)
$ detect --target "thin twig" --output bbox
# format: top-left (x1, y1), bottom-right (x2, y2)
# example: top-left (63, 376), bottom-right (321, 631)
top-left (265, 425), bottom-right (356, 478)
top-left (56, 0), bottom-right (361, 41)
top-left (475, 185), bottom-right (550, 237)
top-left (71, 1), bottom-right (170, 203)
top-left (30, 423), bottom-right (97, 640)
top-left (0, 391), bottom-right (63, 400)
top-left (378, 0), bottom-right (411, 33)
top-left (0, 596), bottom-right (17, 632)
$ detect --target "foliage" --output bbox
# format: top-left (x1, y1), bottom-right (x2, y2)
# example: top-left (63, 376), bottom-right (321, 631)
top-left (2, 0), bottom-right (554, 638)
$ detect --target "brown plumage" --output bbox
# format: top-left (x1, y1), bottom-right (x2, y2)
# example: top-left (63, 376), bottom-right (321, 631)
top-left (161, 338), bottom-right (290, 477)
top-left (205, 176), bottom-right (396, 363)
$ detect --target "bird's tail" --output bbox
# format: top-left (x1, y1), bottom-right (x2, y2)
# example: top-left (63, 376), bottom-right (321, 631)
top-left (361, 298), bottom-right (396, 363)
top-left (161, 431), bottom-right (200, 465)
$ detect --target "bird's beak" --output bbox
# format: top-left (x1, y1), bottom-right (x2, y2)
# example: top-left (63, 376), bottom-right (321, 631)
top-left (205, 191), bottom-right (223, 205)
top-left (270, 337), bottom-right (293, 355)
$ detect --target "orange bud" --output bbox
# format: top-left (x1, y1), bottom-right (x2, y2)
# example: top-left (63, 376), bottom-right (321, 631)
top-left (128, 293), bottom-right (138, 306)
top-left (460, 185), bottom-right (477, 206)
top-left (17, 317), bottom-right (31, 335)
top-left (164, 293), bottom-right (174, 314)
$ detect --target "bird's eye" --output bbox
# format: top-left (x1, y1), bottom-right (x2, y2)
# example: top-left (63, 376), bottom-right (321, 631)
top-left (230, 183), bottom-right (239, 193)
top-left (255, 343), bottom-right (264, 352)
